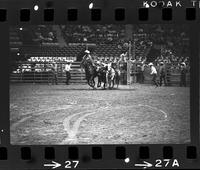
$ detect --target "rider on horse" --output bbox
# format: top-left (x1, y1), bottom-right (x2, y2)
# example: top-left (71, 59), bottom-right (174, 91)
top-left (82, 50), bottom-right (95, 67)
top-left (81, 50), bottom-right (119, 89)
top-left (80, 50), bottom-right (97, 88)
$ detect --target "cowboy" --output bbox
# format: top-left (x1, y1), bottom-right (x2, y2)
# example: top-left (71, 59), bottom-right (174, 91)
top-left (140, 61), bottom-right (146, 83)
top-left (101, 59), bottom-right (111, 84)
top-left (65, 62), bottom-right (71, 85)
top-left (106, 59), bottom-right (115, 86)
top-left (159, 61), bottom-right (167, 86)
top-left (51, 62), bottom-right (58, 85)
top-left (148, 62), bottom-right (159, 87)
top-left (112, 57), bottom-right (121, 87)
top-left (180, 62), bottom-right (187, 87)
top-left (96, 60), bottom-right (107, 88)
top-left (83, 50), bottom-right (95, 66)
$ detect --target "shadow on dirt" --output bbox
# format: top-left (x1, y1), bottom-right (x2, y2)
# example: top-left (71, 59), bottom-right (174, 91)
top-left (53, 88), bottom-right (137, 91)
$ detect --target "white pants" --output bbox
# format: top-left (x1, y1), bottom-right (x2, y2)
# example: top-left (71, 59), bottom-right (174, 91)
top-left (106, 68), bottom-right (115, 83)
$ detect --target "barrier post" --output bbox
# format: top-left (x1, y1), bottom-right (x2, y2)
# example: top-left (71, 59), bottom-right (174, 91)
top-left (20, 62), bottom-right (23, 83)
top-left (127, 41), bottom-right (132, 86)
top-left (127, 60), bottom-right (131, 86)
top-left (40, 64), bottom-right (42, 83)
top-left (61, 62), bottom-right (63, 84)
top-left (33, 62), bottom-right (35, 84)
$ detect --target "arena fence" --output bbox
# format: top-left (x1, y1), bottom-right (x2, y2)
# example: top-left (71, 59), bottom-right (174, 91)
top-left (10, 61), bottom-right (190, 86)
top-left (10, 61), bottom-right (87, 84)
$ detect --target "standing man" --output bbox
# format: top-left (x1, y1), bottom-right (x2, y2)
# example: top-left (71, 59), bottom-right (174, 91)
top-left (148, 62), bottom-right (159, 87)
top-left (180, 62), bottom-right (187, 87)
top-left (65, 62), bottom-right (71, 85)
top-left (52, 62), bottom-right (58, 85)
top-left (112, 57), bottom-right (121, 87)
top-left (112, 57), bottom-right (120, 76)
top-left (140, 57), bottom-right (146, 83)
top-left (159, 62), bottom-right (167, 86)
top-left (106, 59), bottom-right (115, 87)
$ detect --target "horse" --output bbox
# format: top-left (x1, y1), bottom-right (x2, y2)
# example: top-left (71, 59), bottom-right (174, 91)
top-left (97, 66), bottom-right (107, 89)
top-left (80, 57), bottom-right (97, 88)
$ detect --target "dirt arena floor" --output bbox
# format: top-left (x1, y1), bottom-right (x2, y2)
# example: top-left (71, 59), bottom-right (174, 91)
top-left (10, 83), bottom-right (190, 145)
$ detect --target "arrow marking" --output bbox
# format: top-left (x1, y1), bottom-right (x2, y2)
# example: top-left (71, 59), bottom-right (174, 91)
top-left (134, 161), bottom-right (153, 169)
top-left (44, 161), bottom-right (61, 169)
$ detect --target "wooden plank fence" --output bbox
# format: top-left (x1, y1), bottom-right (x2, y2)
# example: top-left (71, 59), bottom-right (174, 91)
top-left (10, 61), bottom-right (190, 86)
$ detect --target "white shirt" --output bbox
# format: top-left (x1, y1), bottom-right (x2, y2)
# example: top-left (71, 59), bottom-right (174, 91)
top-left (101, 62), bottom-right (107, 67)
top-left (54, 64), bottom-right (58, 70)
top-left (65, 64), bottom-right (71, 71)
top-left (107, 63), bottom-right (112, 70)
top-left (150, 66), bottom-right (157, 75)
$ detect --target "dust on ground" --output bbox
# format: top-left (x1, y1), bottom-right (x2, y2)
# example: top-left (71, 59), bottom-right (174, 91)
top-left (10, 83), bottom-right (190, 144)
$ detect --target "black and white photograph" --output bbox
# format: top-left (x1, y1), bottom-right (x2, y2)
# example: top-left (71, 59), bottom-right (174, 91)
top-left (10, 24), bottom-right (190, 144)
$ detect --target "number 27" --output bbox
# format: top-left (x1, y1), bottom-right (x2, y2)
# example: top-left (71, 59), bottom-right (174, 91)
top-left (65, 161), bottom-right (79, 168)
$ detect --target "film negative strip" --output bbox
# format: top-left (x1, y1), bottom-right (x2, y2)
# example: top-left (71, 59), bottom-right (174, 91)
top-left (0, 0), bottom-right (199, 169)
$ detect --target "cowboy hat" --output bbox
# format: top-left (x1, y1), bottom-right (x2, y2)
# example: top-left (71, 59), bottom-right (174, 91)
top-left (84, 50), bottom-right (90, 54)
top-left (181, 62), bottom-right (186, 66)
top-left (148, 62), bottom-right (153, 66)
top-left (96, 61), bottom-right (101, 65)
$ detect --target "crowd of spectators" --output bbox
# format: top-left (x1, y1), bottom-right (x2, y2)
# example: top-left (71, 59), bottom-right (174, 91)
top-left (10, 25), bottom-right (57, 46)
top-left (131, 25), bottom-right (190, 71)
top-left (133, 34), bottom-right (152, 58)
top-left (11, 24), bottom-right (190, 76)
top-left (154, 48), bottom-right (190, 73)
top-left (31, 25), bottom-right (57, 44)
top-left (61, 25), bottom-right (125, 44)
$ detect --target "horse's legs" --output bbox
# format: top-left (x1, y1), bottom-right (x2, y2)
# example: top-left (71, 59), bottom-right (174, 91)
top-left (93, 78), bottom-right (95, 88)
top-left (97, 76), bottom-right (101, 87)
top-left (103, 76), bottom-right (106, 89)
top-left (89, 76), bottom-right (95, 88)
top-left (86, 75), bottom-right (93, 88)
top-left (117, 77), bottom-right (119, 88)
top-left (115, 72), bottom-right (119, 88)
top-left (116, 78), bottom-right (119, 88)
top-left (103, 82), bottom-right (106, 89)
top-left (97, 81), bottom-right (101, 88)
top-left (109, 80), bottom-right (111, 89)
top-left (112, 78), bottom-right (115, 89)
top-left (97, 75), bottom-right (102, 88)
top-left (86, 77), bottom-right (90, 86)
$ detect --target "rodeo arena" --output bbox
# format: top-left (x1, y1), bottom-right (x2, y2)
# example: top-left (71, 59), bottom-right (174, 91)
top-left (10, 25), bottom-right (190, 144)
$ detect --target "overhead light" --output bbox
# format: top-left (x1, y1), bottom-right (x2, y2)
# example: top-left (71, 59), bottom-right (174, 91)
top-left (89, 2), bottom-right (94, 9)
top-left (143, 3), bottom-right (150, 8)
top-left (19, 27), bottom-right (23, 31)
top-left (34, 5), bottom-right (39, 11)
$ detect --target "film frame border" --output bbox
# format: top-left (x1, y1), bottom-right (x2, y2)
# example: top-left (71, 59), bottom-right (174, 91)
top-left (0, 0), bottom-right (199, 169)
top-left (0, 0), bottom-right (200, 23)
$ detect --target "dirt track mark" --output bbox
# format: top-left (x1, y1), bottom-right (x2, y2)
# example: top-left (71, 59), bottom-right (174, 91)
top-left (10, 106), bottom-right (72, 130)
top-left (138, 104), bottom-right (168, 118)
top-left (61, 107), bottom-right (109, 144)
top-left (61, 102), bottom-right (111, 144)
top-left (10, 115), bottom-right (33, 130)
top-left (61, 103), bottom-right (168, 144)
